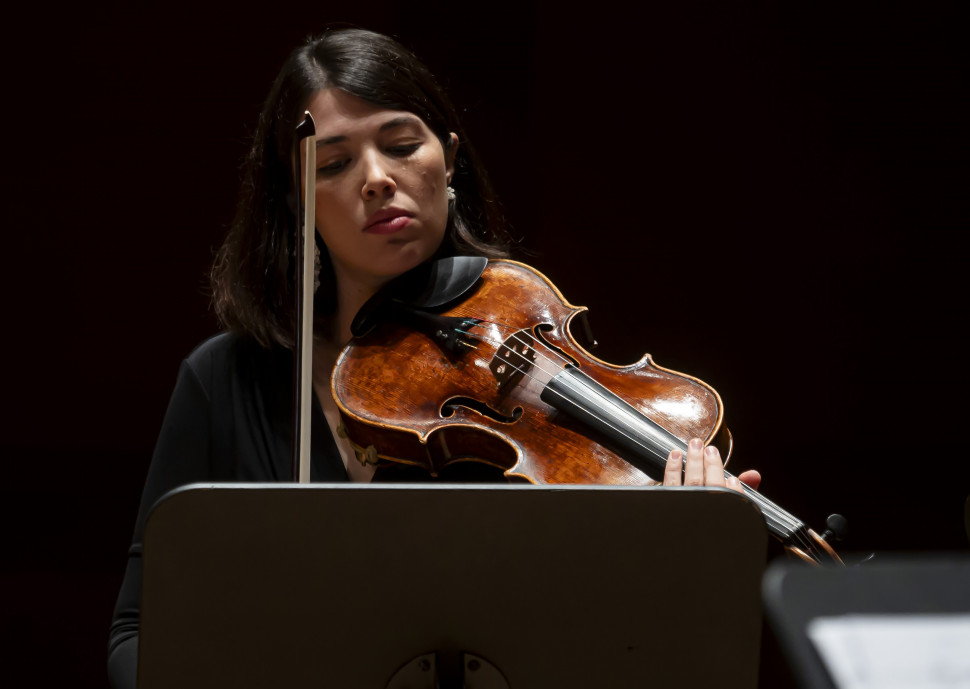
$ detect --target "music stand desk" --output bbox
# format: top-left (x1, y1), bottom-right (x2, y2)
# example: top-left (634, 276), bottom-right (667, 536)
top-left (140, 483), bottom-right (768, 688)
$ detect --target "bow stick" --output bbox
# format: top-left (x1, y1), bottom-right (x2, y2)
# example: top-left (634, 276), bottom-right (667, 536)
top-left (292, 111), bottom-right (316, 482)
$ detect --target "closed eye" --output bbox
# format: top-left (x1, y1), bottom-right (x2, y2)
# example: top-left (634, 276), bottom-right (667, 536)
top-left (386, 143), bottom-right (420, 157)
top-left (317, 158), bottom-right (350, 175)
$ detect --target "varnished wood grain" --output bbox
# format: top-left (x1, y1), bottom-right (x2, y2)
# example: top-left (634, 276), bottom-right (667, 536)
top-left (332, 260), bottom-right (723, 484)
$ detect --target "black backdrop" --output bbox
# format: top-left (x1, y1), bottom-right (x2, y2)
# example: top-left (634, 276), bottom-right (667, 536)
top-left (3, 1), bottom-right (968, 685)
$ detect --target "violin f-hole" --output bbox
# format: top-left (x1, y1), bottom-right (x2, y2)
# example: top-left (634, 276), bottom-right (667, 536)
top-left (441, 396), bottom-right (523, 424)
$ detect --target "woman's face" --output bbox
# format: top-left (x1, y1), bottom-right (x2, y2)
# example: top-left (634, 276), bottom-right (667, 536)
top-left (302, 88), bottom-right (457, 296)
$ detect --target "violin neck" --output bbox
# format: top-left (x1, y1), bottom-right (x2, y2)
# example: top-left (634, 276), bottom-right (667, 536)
top-left (540, 365), bottom-right (685, 477)
top-left (539, 366), bottom-right (814, 550)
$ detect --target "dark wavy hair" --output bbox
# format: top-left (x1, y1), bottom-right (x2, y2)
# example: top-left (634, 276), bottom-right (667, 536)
top-left (210, 28), bottom-right (512, 348)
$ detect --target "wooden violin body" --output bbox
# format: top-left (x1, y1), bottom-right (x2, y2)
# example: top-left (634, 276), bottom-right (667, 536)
top-left (332, 259), bottom-right (841, 564)
top-left (333, 260), bottom-right (726, 484)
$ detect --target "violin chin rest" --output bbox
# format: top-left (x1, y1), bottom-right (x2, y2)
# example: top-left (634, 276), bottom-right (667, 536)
top-left (404, 255), bottom-right (489, 309)
top-left (351, 256), bottom-right (488, 336)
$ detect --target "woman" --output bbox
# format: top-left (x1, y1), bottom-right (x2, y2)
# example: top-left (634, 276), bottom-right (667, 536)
top-left (108, 28), bottom-right (759, 688)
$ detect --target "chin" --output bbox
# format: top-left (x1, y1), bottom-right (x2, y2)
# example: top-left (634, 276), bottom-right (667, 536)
top-left (385, 244), bottom-right (440, 274)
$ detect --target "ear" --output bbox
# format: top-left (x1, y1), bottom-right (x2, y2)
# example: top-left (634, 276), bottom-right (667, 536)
top-left (444, 132), bottom-right (459, 183)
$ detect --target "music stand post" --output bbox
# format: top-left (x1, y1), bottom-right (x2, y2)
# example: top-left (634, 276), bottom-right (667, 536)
top-left (139, 483), bottom-right (767, 688)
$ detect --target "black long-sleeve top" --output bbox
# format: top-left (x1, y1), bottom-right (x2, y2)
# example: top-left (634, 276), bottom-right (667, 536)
top-left (107, 333), bottom-right (350, 688)
top-left (108, 331), bottom-right (507, 688)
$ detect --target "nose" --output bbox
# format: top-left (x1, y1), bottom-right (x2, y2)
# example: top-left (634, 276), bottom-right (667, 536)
top-left (361, 150), bottom-right (396, 200)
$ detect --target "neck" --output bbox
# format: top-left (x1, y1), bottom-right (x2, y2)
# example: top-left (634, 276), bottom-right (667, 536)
top-left (313, 266), bottom-right (389, 381)
top-left (330, 278), bottom-right (380, 346)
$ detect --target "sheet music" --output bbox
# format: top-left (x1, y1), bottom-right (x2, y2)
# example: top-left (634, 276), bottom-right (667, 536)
top-left (807, 614), bottom-right (970, 689)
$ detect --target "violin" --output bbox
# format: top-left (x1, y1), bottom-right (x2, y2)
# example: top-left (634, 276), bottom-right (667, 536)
top-left (331, 257), bottom-right (843, 565)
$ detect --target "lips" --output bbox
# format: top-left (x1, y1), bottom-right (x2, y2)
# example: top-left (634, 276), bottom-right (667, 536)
top-left (364, 208), bottom-right (414, 234)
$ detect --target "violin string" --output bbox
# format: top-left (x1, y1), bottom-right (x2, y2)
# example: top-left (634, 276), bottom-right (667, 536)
top-left (454, 315), bottom-right (811, 546)
top-left (465, 319), bottom-right (710, 466)
top-left (501, 329), bottom-right (812, 542)
top-left (463, 318), bottom-right (714, 469)
top-left (464, 317), bottom-right (577, 370)
top-left (462, 318), bottom-right (734, 474)
top-left (461, 317), bottom-right (678, 428)
top-left (461, 323), bottom-right (711, 468)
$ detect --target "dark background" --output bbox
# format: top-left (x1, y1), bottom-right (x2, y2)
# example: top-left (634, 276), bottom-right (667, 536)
top-left (3, 1), bottom-right (968, 685)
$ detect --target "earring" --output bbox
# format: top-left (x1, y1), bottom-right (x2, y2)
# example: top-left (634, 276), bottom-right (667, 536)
top-left (446, 186), bottom-right (456, 202)
top-left (313, 243), bottom-right (321, 293)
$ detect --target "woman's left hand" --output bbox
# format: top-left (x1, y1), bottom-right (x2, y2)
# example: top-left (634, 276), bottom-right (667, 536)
top-left (664, 437), bottom-right (762, 492)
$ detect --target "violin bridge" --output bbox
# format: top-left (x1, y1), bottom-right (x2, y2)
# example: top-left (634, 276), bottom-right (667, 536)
top-left (490, 330), bottom-right (538, 390)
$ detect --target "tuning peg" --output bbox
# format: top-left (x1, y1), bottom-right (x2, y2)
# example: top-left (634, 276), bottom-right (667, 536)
top-left (821, 513), bottom-right (848, 543)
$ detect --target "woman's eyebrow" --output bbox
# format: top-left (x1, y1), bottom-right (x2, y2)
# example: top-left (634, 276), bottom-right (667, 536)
top-left (317, 134), bottom-right (347, 146)
top-left (315, 116), bottom-right (421, 148)
top-left (379, 115), bottom-right (421, 132)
